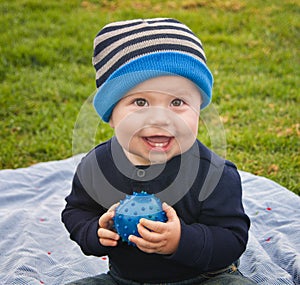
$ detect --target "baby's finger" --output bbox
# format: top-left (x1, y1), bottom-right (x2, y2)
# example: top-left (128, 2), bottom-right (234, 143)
top-left (108, 202), bottom-right (120, 212)
top-left (99, 211), bottom-right (114, 228)
top-left (98, 227), bottom-right (120, 241)
top-left (137, 223), bottom-right (161, 242)
top-left (162, 203), bottom-right (177, 222)
top-left (99, 237), bottom-right (118, 247)
top-left (139, 218), bottom-right (165, 233)
top-left (128, 234), bottom-right (162, 254)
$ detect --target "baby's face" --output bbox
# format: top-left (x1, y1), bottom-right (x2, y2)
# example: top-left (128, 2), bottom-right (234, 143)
top-left (109, 76), bottom-right (201, 165)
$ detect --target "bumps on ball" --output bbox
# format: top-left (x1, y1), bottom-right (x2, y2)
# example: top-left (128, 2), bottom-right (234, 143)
top-left (114, 191), bottom-right (167, 245)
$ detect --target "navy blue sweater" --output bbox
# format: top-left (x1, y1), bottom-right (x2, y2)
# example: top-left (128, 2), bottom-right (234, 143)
top-left (62, 138), bottom-right (250, 283)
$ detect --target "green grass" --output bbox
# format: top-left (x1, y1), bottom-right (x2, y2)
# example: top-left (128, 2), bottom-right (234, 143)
top-left (0, 0), bottom-right (299, 194)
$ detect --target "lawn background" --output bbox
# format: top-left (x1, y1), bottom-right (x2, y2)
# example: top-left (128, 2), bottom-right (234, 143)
top-left (0, 0), bottom-right (299, 194)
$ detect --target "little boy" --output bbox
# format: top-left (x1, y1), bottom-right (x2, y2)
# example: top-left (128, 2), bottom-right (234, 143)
top-left (62, 18), bottom-right (255, 284)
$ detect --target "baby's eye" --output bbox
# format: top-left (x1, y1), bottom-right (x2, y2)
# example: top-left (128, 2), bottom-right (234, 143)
top-left (171, 99), bottom-right (184, 107)
top-left (134, 98), bottom-right (148, 107)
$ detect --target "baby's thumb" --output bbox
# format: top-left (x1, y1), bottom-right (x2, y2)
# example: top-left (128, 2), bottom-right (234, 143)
top-left (162, 202), bottom-right (177, 221)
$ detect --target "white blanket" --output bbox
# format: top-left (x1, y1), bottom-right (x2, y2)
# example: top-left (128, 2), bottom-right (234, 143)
top-left (0, 155), bottom-right (299, 285)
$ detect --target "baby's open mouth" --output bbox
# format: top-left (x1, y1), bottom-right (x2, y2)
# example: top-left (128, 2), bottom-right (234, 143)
top-left (143, 136), bottom-right (173, 149)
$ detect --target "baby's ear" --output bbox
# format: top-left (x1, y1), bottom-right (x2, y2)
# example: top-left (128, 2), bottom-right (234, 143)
top-left (109, 118), bottom-right (115, 128)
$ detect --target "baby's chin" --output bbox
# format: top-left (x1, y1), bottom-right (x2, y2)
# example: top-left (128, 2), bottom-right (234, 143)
top-left (130, 154), bottom-right (169, 166)
top-left (125, 150), bottom-right (173, 166)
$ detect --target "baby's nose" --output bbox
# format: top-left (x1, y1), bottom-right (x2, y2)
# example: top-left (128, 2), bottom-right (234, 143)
top-left (146, 107), bottom-right (172, 126)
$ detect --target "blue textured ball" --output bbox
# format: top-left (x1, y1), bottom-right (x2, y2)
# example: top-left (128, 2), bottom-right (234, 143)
top-left (114, 191), bottom-right (167, 245)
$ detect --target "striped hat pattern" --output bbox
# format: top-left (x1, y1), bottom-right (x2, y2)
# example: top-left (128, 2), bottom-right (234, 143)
top-left (92, 18), bottom-right (213, 122)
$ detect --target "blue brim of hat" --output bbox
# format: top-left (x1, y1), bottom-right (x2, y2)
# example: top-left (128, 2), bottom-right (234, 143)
top-left (93, 52), bottom-right (213, 122)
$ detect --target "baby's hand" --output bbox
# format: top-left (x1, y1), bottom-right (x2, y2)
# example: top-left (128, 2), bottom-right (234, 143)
top-left (98, 203), bottom-right (120, 247)
top-left (128, 203), bottom-right (181, 255)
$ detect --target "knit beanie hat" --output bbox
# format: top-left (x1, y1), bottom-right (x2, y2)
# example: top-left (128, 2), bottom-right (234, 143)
top-left (92, 18), bottom-right (213, 122)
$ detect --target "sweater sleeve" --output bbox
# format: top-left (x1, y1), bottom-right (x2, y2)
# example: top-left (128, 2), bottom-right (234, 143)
top-left (61, 168), bottom-right (112, 257)
top-left (167, 163), bottom-right (250, 271)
